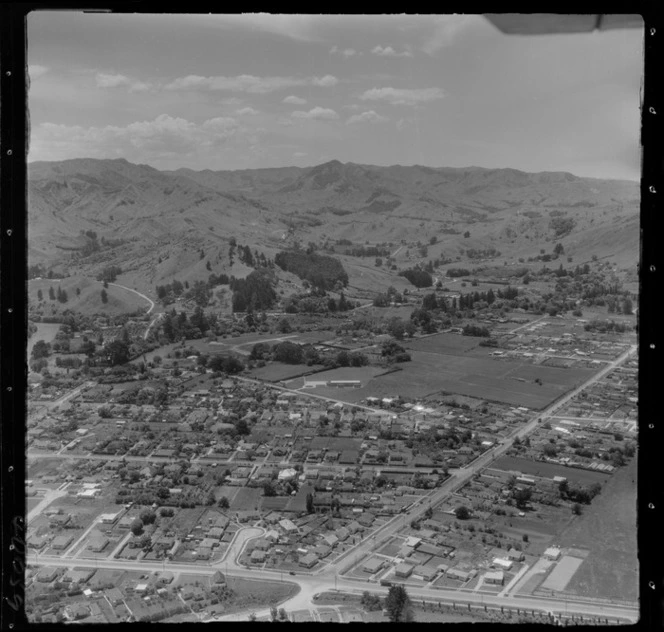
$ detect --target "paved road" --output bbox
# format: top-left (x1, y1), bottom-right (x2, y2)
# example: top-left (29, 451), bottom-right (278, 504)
top-left (27, 487), bottom-right (70, 523)
top-left (326, 343), bottom-right (637, 576)
top-left (25, 341), bottom-right (638, 622)
top-left (25, 554), bottom-right (638, 623)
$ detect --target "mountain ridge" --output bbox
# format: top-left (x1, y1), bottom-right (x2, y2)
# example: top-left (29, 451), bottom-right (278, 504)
top-left (28, 157), bottom-right (639, 294)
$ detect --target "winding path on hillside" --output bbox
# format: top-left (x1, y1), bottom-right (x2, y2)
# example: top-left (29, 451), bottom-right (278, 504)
top-left (107, 282), bottom-right (155, 314)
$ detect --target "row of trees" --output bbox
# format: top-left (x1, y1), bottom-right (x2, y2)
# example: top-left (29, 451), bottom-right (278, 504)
top-left (36, 286), bottom-right (70, 303)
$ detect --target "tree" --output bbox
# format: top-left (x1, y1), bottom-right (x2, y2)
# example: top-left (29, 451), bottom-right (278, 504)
top-left (454, 505), bottom-right (470, 520)
top-left (139, 509), bottom-right (157, 525)
top-left (558, 479), bottom-right (569, 498)
top-left (31, 340), bottom-right (51, 360)
top-left (572, 503), bottom-right (582, 516)
top-left (105, 340), bottom-right (130, 365)
top-left (218, 496), bottom-right (230, 509)
top-left (384, 584), bottom-right (414, 622)
top-left (306, 492), bottom-right (315, 514)
top-left (387, 318), bottom-right (406, 340)
top-left (274, 340), bottom-right (304, 364)
top-left (553, 242), bottom-right (565, 255)
top-left (37, 289), bottom-right (43, 301)
top-left (130, 519), bottom-right (144, 536)
top-left (262, 481), bottom-right (277, 497)
top-left (463, 231), bottom-right (470, 238)
top-left (278, 318), bottom-right (292, 333)
top-left (48, 286), bottom-right (56, 300)
top-left (513, 487), bottom-right (532, 509)
top-left (101, 289), bottom-right (108, 304)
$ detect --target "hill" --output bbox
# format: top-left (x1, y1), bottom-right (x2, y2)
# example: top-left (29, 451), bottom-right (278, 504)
top-left (28, 158), bottom-right (639, 295)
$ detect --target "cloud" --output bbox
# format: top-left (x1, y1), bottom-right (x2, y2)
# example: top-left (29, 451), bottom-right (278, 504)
top-left (95, 73), bottom-right (131, 88)
top-left (30, 114), bottom-right (247, 163)
top-left (283, 95), bottom-right (307, 105)
top-left (236, 107), bottom-right (259, 116)
top-left (421, 15), bottom-right (480, 55)
top-left (28, 64), bottom-right (49, 79)
top-left (293, 151), bottom-right (308, 157)
top-left (165, 74), bottom-right (338, 94)
top-left (330, 46), bottom-right (358, 58)
top-left (95, 72), bottom-right (153, 92)
top-left (371, 45), bottom-right (413, 58)
top-left (181, 14), bottom-right (325, 43)
top-left (359, 87), bottom-right (445, 106)
top-left (311, 74), bottom-right (338, 87)
top-left (346, 110), bottom-right (389, 125)
top-left (291, 107), bottom-right (339, 120)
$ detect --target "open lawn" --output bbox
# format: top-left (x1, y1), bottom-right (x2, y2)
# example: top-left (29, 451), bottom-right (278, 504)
top-left (555, 456), bottom-right (637, 602)
top-left (491, 457), bottom-right (612, 486)
top-left (230, 487), bottom-right (263, 511)
top-left (223, 577), bottom-right (299, 611)
top-left (540, 556), bottom-right (585, 592)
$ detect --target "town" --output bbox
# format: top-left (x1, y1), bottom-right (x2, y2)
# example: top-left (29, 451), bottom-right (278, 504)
top-left (25, 253), bottom-right (638, 623)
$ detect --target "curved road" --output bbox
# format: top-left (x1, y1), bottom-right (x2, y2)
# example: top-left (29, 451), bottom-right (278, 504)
top-left (107, 282), bottom-right (155, 315)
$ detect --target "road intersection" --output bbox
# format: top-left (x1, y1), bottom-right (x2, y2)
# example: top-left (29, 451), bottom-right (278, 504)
top-left (26, 343), bottom-right (638, 623)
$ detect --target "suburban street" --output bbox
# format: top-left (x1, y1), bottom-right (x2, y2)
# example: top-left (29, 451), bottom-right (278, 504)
top-left (25, 343), bottom-right (638, 623)
top-left (26, 552), bottom-right (638, 623)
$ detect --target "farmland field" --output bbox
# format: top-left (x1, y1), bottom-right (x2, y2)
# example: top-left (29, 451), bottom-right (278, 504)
top-left (491, 456), bottom-right (612, 486)
top-left (404, 332), bottom-right (482, 356)
top-left (555, 456), bottom-right (637, 602)
top-left (249, 362), bottom-right (326, 382)
top-left (292, 350), bottom-right (594, 409)
top-left (290, 365), bottom-right (389, 386)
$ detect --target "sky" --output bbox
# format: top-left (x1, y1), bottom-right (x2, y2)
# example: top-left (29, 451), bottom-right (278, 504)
top-left (27, 13), bottom-right (643, 180)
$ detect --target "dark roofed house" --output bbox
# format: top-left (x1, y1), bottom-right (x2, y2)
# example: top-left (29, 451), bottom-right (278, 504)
top-left (299, 553), bottom-right (319, 569)
top-left (51, 534), bottom-right (74, 550)
top-left (358, 512), bottom-right (376, 527)
top-left (105, 588), bottom-right (124, 606)
top-left (339, 450), bottom-right (359, 464)
top-left (251, 549), bottom-right (267, 563)
top-left (336, 527), bottom-right (350, 541)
